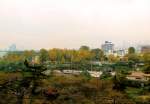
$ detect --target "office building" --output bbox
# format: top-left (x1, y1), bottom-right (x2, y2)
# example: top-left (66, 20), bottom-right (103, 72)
top-left (101, 41), bottom-right (114, 55)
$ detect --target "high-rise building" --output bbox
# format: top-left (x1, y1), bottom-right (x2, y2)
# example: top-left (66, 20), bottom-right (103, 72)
top-left (9, 44), bottom-right (17, 51)
top-left (141, 45), bottom-right (150, 53)
top-left (101, 41), bottom-right (114, 55)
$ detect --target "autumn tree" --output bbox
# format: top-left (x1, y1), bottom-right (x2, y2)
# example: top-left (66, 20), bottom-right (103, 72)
top-left (78, 50), bottom-right (91, 62)
top-left (4, 52), bottom-right (22, 62)
top-left (23, 50), bottom-right (36, 61)
top-left (49, 48), bottom-right (58, 62)
top-left (108, 54), bottom-right (119, 63)
top-left (142, 52), bottom-right (150, 74)
top-left (142, 52), bottom-right (150, 63)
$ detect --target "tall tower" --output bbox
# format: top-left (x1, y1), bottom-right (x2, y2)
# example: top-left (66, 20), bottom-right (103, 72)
top-left (101, 41), bottom-right (114, 55)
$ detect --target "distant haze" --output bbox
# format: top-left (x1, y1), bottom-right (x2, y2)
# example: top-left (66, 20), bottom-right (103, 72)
top-left (0, 0), bottom-right (150, 50)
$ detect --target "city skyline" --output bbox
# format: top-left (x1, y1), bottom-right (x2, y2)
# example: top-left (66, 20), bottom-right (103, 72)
top-left (0, 42), bottom-right (149, 51)
top-left (0, 0), bottom-right (150, 49)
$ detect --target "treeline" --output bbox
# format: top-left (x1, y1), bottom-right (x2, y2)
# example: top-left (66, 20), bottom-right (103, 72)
top-left (0, 46), bottom-right (149, 73)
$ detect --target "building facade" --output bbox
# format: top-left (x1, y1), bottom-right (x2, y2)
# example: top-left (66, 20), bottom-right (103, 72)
top-left (101, 41), bottom-right (114, 55)
top-left (141, 45), bottom-right (150, 53)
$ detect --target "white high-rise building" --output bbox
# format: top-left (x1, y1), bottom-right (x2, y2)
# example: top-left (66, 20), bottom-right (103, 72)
top-left (9, 44), bottom-right (17, 51)
top-left (101, 41), bottom-right (114, 55)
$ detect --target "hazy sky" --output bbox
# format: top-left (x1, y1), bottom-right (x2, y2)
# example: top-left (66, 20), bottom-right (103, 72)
top-left (0, 0), bottom-right (150, 49)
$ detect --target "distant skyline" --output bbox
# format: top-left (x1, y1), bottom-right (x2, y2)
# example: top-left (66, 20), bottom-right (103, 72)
top-left (0, 0), bottom-right (150, 50)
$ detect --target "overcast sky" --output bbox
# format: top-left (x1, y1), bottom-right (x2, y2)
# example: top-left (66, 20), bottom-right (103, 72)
top-left (0, 0), bottom-right (150, 50)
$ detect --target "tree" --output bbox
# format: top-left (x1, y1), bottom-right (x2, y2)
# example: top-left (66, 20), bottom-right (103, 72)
top-left (143, 65), bottom-right (150, 74)
top-left (108, 54), bottom-right (119, 63)
top-left (39, 49), bottom-right (49, 63)
top-left (81, 70), bottom-right (91, 81)
top-left (127, 54), bottom-right (139, 63)
top-left (78, 50), bottom-right (91, 62)
top-left (100, 71), bottom-right (112, 79)
top-left (142, 52), bottom-right (150, 63)
top-left (49, 49), bottom-right (57, 62)
top-left (91, 48), bottom-right (104, 61)
top-left (79, 46), bottom-right (90, 51)
top-left (23, 50), bottom-right (35, 61)
top-left (4, 52), bottom-right (22, 62)
top-left (112, 73), bottom-right (127, 91)
top-left (142, 52), bottom-right (150, 74)
top-left (128, 47), bottom-right (135, 54)
top-left (126, 47), bottom-right (139, 68)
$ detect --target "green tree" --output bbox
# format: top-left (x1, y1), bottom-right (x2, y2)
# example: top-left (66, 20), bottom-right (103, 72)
top-left (100, 71), bottom-right (112, 79)
top-left (126, 47), bottom-right (139, 68)
top-left (112, 73), bottom-right (127, 91)
top-left (79, 45), bottom-right (90, 51)
top-left (128, 47), bottom-right (135, 54)
top-left (39, 49), bottom-right (49, 63)
top-left (91, 48), bottom-right (104, 61)
top-left (81, 70), bottom-right (91, 81)
top-left (143, 65), bottom-right (150, 74)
